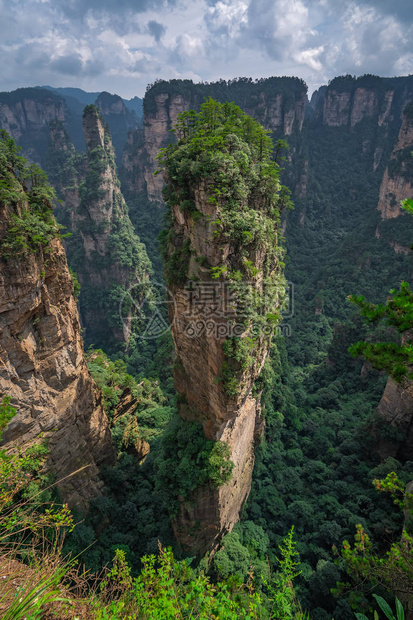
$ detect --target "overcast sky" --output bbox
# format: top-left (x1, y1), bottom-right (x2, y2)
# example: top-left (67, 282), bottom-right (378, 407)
top-left (1, 0), bottom-right (412, 99)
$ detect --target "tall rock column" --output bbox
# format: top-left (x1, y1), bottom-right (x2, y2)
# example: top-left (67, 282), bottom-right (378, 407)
top-left (0, 131), bottom-right (115, 512)
top-left (47, 107), bottom-right (152, 349)
top-left (159, 99), bottom-right (287, 554)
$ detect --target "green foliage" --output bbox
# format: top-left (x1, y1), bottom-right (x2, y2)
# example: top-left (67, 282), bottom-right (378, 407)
top-left (93, 545), bottom-right (266, 619)
top-left (144, 76), bottom-right (307, 118)
top-left (0, 130), bottom-right (62, 257)
top-left (401, 197), bottom-right (413, 215)
top-left (220, 336), bottom-right (256, 395)
top-left (328, 74), bottom-right (386, 94)
top-left (0, 401), bottom-right (74, 557)
top-left (339, 473), bottom-right (413, 602)
top-left (265, 527), bottom-right (307, 620)
top-left (0, 396), bottom-right (16, 440)
top-left (348, 282), bottom-right (413, 382)
top-left (157, 98), bottom-right (288, 292)
top-left (355, 596), bottom-right (405, 620)
top-left (0, 446), bottom-right (305, 620)
top-left (155, 416), bottom-right (234, 513)
top-left (87, 348), bottom-right (172, 449)
top-left (1, 563), bottom-right (69, 620)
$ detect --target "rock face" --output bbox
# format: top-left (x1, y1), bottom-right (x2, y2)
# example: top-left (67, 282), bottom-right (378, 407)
top-left (316, 81), bottom-right (394, 128)
top-left (322, 86), bottom-right (382, 127)
top-left (125, 77), bottom-right (307, 202)
top-left (96, 92), bottom-right (138, 164)
top-left (0, 145), bottom-right (115, 512)
top-left (168, 187), bottom-right (272, 554)
top-left (0, 88), bottom-right (67, 164)
top-left (161, 103), bottom-right (285, 554)
top-left (375, 327), bottom-right (413, 462)
top-left (377, 103), bottom-right (413, 220)
top-left (375, 376), bottom-right (413, 461)
top-left (308, 75), bottom-right (413, 132)
top-left (49, 108), bottom-right (151, 348)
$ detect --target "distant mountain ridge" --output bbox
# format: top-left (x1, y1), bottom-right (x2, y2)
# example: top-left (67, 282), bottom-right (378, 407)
top-left (0, 85), bottom-right (143, 165)
top-left (41, 85), bottom-right (143, 119)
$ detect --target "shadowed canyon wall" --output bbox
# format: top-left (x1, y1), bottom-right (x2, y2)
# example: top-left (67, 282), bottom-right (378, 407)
top-left (48, 107), bottom-right (151, 349)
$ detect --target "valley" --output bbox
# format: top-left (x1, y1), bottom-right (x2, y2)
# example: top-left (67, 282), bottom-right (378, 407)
top-left (1, 74), bottom-right (413, 619)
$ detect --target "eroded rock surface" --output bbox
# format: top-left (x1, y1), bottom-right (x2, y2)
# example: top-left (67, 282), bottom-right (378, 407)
top-left (161, 105), bottom-right (285, 554)
top-left (377, 103), bottom-right (413, 220)
top-left (0, 178), bottom-right (115, 512)
top-left (49, 108), bottom-right (151, 347)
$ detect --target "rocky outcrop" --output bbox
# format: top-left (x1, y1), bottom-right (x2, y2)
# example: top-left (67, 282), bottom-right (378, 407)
top-left (0, 88), bottom-right (67, 164)
top-left (377, 103), bottom-right (413, 220)
top-left (96, 92), bottom-right (139, 164)
top-left (167, 184), bottom-right (273, 554)
top-left (0, 145), bottom-right (115, 512)
top-left (136, 91), bottom-right (191, 202)
top-left (125, 77), bottom-right (307, 203)
top-left (375, 376), bottom-right (413, 462)
top-left (161, 104), bottom-right (285, 554)
top-left (49, 108), bottom-right (151, 348)
top-left (374, 328), bottom-right (413, 461)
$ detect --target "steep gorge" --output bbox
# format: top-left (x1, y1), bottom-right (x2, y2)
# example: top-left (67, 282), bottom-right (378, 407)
top-left (1, 73), bottom-right (413, 616)
top-left (120, 75), bottom-right (413, 613)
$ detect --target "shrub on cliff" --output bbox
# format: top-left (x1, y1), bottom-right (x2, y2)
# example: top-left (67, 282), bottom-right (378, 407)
top-left (154, 416), bottom-right (234, 514)
top-left (0, 130), bottom-right (64, 257)
top-left (157, 97), bottom-right (291, 286)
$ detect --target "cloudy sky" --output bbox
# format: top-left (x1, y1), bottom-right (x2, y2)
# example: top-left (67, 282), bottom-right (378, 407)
top-left (1, 0), bottom-right (413, 99)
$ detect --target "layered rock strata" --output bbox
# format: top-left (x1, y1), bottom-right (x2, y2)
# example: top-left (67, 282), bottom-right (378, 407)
top-left (49, 107), bottom-right (151, 347)
top-left (0, 144), bottom-right (115, 512)
top-left (161, 103), bottom-right (285, 554)
top-left (377, 103), bottom-right (413, 220)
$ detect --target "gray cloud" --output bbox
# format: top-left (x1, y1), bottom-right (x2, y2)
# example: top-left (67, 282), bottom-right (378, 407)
top-left (147, 20), bottom-right (166, 42)
top-left (0, 0), bottom-right (412, 98)
top-left (58, 0), bottom-right (177, 17)
top-left (50, 54), bottom-right (83, 76)
top-left (354, 0), bottom-right (413, 23)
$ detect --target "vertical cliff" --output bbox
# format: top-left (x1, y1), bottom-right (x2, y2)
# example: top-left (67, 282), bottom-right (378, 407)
top-left (96, 91), bottom-right (139, 164)
top-left (375, 375), bottom-right (413, 461)
top-left (0, 131), bottom-right (115, 512)
top-left (309, 74), bottom-right (412, 129)
top-left (159, 100), bottom-right (287, 554)
top-left (377, 103), bottom-right (413, 221)
top-left (123, 77), bottom-right (306, 203)
top-left (48, 107), bottom-right (151, 349)
top-left (0, 88), bottom-right (68, 165)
